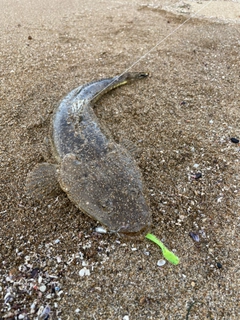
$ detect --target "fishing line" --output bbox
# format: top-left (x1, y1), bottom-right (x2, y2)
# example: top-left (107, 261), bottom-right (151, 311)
top-left (90, 0), bottom-right (214, 102)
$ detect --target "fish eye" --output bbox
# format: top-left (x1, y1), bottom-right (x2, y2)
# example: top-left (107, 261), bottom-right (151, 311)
top-left (130, 188), bottom-right (140, 196)
top-left (100, 199), bottom-right (113, 212)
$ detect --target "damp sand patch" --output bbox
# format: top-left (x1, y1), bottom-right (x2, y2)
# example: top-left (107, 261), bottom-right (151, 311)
top-left (159, 0), bottom-right (240, 24)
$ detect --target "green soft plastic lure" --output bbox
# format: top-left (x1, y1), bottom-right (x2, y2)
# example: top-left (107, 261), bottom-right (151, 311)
top-left (145, 233), bottom-right (180, 265)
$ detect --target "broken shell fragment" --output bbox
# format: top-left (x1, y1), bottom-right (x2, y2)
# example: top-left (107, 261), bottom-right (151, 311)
top-left (230, 137), bottom-right (239, 144)
top-left (189, 232), bottom-right (200, 242)
top-left (79, 267), bottom-right (90, 277)
top-left (157, 259), bottom-right (166, 266)
top-left (95, 226), bottom-right (107, 234)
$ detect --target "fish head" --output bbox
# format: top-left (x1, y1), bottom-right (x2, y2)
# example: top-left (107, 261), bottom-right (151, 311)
top-left (59, 151), bottom-right (152, 235)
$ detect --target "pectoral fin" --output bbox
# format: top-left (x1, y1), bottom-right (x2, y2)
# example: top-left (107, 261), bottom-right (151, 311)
top-left (26, 163), bottom-right (61, 200)
top-left (120, 138), bottom-right (140, 157)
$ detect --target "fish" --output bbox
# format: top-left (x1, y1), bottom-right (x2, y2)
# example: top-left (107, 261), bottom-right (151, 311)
top-left (26, 72), bottom-right (151, 234)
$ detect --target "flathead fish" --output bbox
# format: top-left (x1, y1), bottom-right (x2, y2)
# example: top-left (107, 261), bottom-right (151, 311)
top-left (26, 72), bottom-right (151, 234)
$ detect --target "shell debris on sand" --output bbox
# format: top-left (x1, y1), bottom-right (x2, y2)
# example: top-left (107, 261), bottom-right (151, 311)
top-left (157, 259), bottom-right (166, 267)
top-left (0, 257), bottom-right (64, 318)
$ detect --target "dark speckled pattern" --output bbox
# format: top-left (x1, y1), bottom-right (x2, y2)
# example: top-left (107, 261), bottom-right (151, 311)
top-left (52, 73), bottom-right (151, 233)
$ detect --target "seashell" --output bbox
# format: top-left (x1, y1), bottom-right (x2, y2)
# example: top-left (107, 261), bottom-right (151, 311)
top-left (157, 259), bottom-right (166, 266)
top-left (230, 137), bottom-right (239, 143)
top-left (189, 232), bottom-right (200, 242)
top-left (95, 226), bottom-right (107, 234)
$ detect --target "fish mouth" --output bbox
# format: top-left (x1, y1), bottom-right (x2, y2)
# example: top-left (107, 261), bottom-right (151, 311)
top-left (115, 218), bottom-right (152, 239)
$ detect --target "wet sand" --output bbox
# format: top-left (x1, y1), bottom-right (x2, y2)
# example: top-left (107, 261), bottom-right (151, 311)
top-left (0, 0), bottom-right (240, 319)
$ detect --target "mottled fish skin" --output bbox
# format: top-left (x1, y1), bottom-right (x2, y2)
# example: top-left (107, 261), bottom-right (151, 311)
top-left (51, 72), bottom-right (151, 234)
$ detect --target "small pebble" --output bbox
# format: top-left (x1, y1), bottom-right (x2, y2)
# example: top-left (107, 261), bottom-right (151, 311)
top-left (4, 292), bottom-right (13, 303)
top-left (79, 267), bottom-right (90, 277)
top-left (40, 305), bottom-right (50, 320)
top-left (31, 268), bottom-right (39, 278)
top-left (39, 284), bottom-right (47, 292)
top-left (6, 276), bottom-right (13, 282)
top-left (123, 316), bottom-right (129, 320)
top-left (18, 315), bottom-right (25, 319)
top-left (199, 230), bottom-right (206, 238)
top-left (48, 274), bottom-right (58, 279)
top-left (230, 137), bottom-right (239, 144)
top-left (56, 290), bottom-right (63, 297)
top-left (75, 308), bottom-right (80, 313)
top-left (217, 262), bottom-right (222, 269)
top-left (192, 172), bottom-right (202, 180)
top-left (37, 306), bottom-right (44, 316)
top-left (30, 301), bottom-right (37, 313)
top-left (25, 255), bottom-right (30, 262)
top-left (139, 296), bottom-right (146, 305)
top-left (157, 259), bottom-right (166, 267)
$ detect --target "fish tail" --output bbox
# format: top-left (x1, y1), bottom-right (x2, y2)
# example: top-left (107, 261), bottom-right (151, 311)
top-left (90, 72), bottom-right (149, 103)
top-left (117, 72), bottom-right (149, 83)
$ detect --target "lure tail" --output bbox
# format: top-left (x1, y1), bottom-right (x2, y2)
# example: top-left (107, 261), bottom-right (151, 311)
top-left (146, 233), bottom-right (180, 265)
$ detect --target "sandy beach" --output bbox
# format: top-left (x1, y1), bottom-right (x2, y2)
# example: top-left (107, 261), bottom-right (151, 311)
top-left (0, 0), bottom-right (239, 319)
